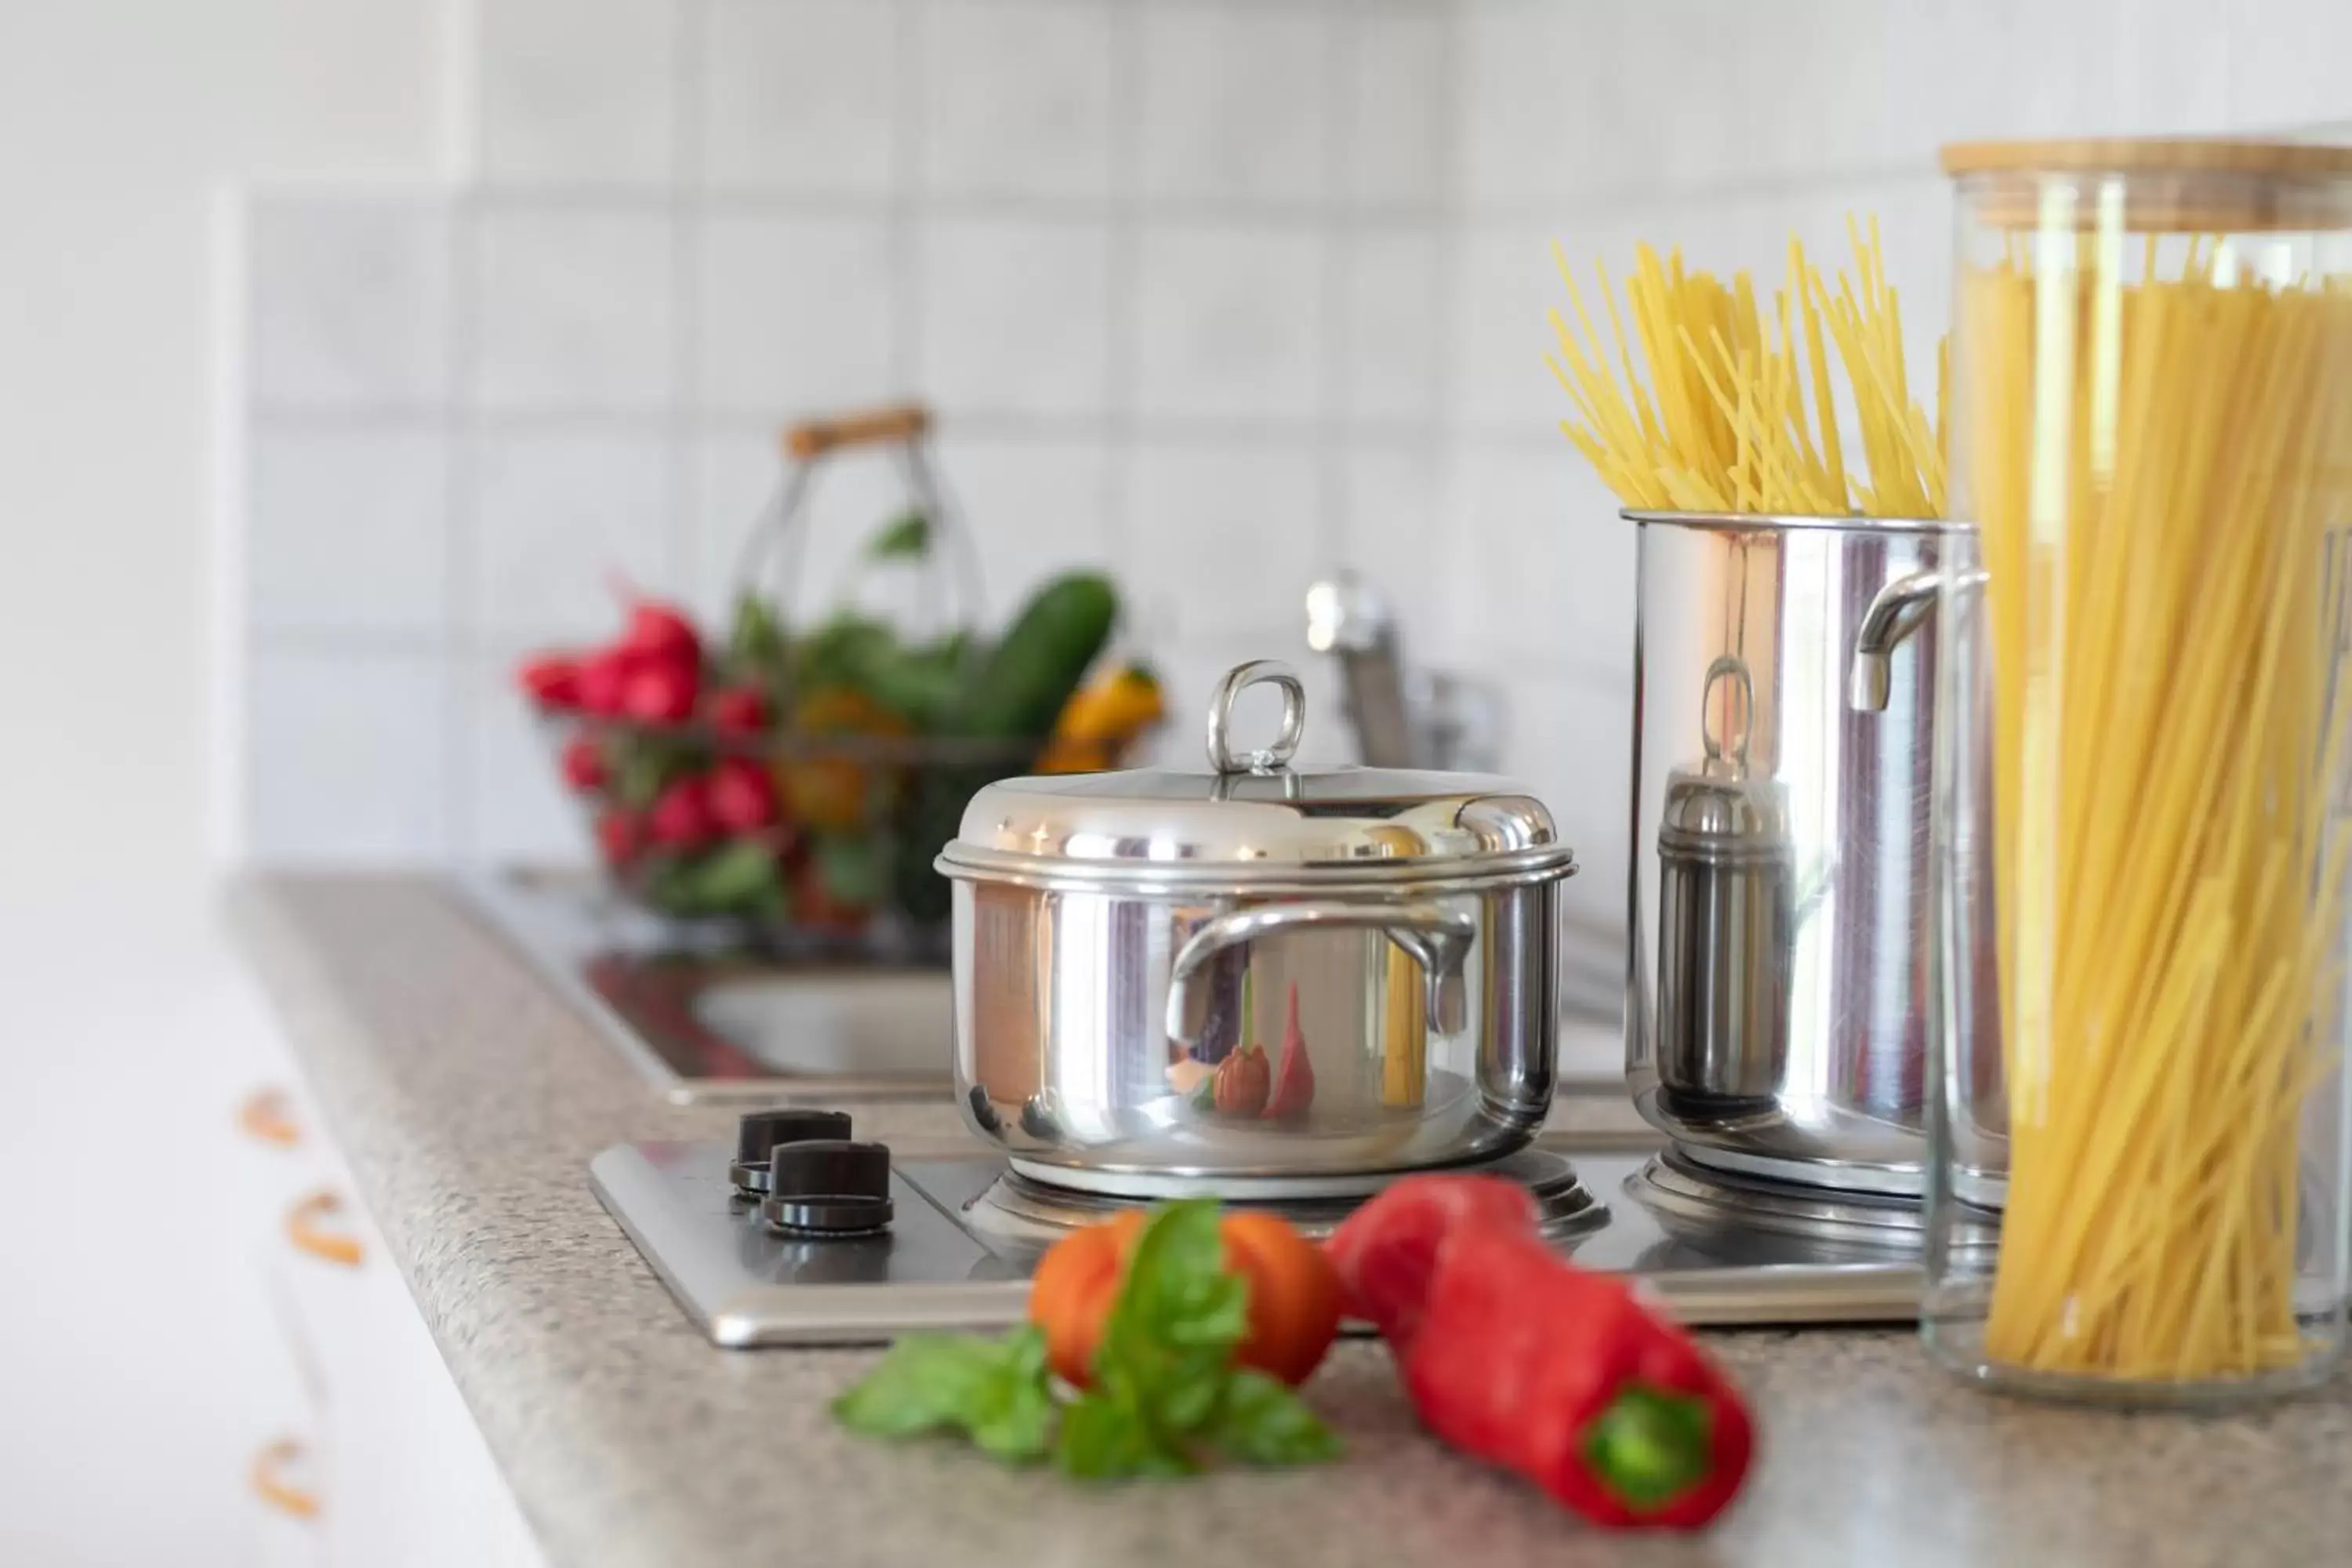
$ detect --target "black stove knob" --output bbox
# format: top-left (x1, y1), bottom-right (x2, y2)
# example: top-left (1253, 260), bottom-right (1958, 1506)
top-left (761, 1139), bottom-right (894, 1237)
top-left (731, 1109), bottom-right (853, 1197)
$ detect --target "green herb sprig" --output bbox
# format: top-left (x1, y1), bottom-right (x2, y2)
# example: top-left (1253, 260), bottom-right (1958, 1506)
top-left (832, 1200), bottom-right (1340, 1477)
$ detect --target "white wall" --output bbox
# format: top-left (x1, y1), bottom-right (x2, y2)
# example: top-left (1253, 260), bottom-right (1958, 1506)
top-left (0, 5), bottom-right (450, 1563)
top-left (0, 0), bottom-right (452, 896)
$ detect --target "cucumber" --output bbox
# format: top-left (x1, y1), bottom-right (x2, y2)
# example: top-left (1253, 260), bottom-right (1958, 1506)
top-left (950, 575), bottom-right (1118, 740)
top-left (894, 575), bottom-right (1117, 925)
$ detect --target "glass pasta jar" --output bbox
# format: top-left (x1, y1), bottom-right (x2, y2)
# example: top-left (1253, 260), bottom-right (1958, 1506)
top-left (1923, 138), bottom-right (2352, 1404)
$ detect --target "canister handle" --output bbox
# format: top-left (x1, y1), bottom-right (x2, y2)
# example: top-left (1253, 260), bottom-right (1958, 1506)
top-left (1205, 659), bottom-right (1308, 775)
top-left (1163, 901), bottom-right (1474, 1044)
top-left (1849, 568), bottom-right (1989, 712)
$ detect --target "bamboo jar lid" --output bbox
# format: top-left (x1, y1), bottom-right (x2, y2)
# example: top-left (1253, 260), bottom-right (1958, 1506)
top-left (1942, 137), bottom-right (2352, 232)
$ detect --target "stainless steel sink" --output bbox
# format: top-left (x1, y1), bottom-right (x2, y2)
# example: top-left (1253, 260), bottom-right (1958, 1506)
top-left (456, 868), bottom-right (1632, 1111)
top-left (454, 870), bottom-right (955, 1105)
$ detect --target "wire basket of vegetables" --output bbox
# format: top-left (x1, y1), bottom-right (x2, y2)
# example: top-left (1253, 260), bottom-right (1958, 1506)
top-left (514, 403), bottom-right (1163, 956)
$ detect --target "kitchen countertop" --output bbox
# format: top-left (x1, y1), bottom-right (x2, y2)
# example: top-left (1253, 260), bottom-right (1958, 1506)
top-left (232, 873), bottom-right (2352, 1568)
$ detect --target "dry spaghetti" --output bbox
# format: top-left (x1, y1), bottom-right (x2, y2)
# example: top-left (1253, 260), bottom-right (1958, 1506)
top-left (1961, 234), bottom-right (2352, 1382)
top-left (1548, 219), bottom-right (1947, 517)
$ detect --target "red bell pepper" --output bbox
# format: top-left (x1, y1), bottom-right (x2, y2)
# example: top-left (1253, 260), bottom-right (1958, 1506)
top-left (1324, 1174), bottom-right (1539, 1348)
top-left (1330, 1176), bottom-right (1753, 1530)
top-left (1403, 1221), bottom-right (1751, 1528)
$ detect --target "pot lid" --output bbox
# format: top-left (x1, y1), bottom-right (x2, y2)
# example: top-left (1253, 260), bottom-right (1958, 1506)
top-left (936, 660), bottom-right (1571, 883)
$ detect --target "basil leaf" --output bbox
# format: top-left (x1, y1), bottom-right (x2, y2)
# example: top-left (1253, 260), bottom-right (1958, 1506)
top-left (832, 1328), bottom-right (1053, 1463)
top-left (1108, 1200), bottom-right (1249, 1356)
top-left (965, 1328), bottom-right (1056, 1461)
top-left (1055, 1392), bottom-right (1195, 1481)
top-left (1207, 1370), bottom-right (1341, 1466)
top-left (1092, 1200), bottom-right (1249, 1439)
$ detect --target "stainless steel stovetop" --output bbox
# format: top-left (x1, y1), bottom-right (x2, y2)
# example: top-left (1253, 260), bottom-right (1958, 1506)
top-left (592, 1131), bottom-right (1926, 1347)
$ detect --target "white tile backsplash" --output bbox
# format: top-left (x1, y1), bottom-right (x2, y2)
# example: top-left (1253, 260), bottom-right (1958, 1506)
top-left (930, 435), bottom-right (1116, 619)
top-left (1459, 0), bottom-right (1642, 206)
top-left (1498, 665), bottom-right (1632, 935)
top-left (470, 207), bottom-right (676, 411)
top-left (249, 199), bottom-right (452, 411)
top-left (476, 0), bottom-right (678, 185)
top-left (471, 428), bottom-right (678, 640)
top-left (245, 648), bottom-right (452, 864)
top-left (1123, 442), bottom-right (1321, 641)
top-left (248, 425), bottom-right (452, 638)
top-left (920, 0), bottom-right (1118, 199)
top-left (700, 0), bottom-right (898, 194)
top-left (1338, 227), bottom-right (1441, 424)
top-left (695, 212), bottom-right (898, 417)
top-left (1344, 4), bottom-right (1450, 207)
top-left (2228, 0), bottom-right (2352, 129)
top-left (917, 217), bottom-right (1112, 419)
top-left (1338, 444), bottom-right (1454, 653)
top-left (693, 431), bottom-right (914, 631)
top-left (1138, 4), bottom-right (1332, 205)
top-left (465, 650), bottom-right (596, 863)
top-left (1450, 444), bottom-right (1631, 671)
top-left (1134, 223), bottom-right (1325, 421)
top-left (233, 0), bottom-right (2352, 871)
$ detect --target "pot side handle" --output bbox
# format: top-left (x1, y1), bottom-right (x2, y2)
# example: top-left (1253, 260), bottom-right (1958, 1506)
top-left (1849, 567), bottom-right (1990, 712)
top-left (1163, 902), bottom-right (1475, 1045)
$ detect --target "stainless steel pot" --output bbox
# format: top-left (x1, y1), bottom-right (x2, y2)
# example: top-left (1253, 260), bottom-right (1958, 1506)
top-left (937, 659), bottom-right (1577, 1197)
top-left (1624, 510), bottom-right (1978, 1199)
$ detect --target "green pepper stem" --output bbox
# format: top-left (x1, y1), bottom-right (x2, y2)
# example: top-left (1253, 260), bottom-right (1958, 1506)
top-left (1580, 1384), bottom-right (1715, 1509)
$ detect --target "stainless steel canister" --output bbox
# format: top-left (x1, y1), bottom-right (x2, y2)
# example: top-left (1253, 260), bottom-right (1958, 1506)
top-left (1624, 509), bottom-right (1976, 1198)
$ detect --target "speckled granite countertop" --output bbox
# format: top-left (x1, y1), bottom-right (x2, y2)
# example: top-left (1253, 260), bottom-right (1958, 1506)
top-left (231, 873), bottom-right (2352, 1568)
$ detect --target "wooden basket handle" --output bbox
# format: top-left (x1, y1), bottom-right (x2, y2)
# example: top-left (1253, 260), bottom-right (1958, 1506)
top-left (783, 403), bottom-right (931, 460)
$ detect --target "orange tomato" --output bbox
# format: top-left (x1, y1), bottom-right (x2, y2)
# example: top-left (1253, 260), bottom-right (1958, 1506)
top-left (1030, 1210), bottom-right (1145, 1386)
top-left (1220, 1212), bottom-right (1344, 1385)
top-left (1028, 1208), bottom-right (1341, 1388)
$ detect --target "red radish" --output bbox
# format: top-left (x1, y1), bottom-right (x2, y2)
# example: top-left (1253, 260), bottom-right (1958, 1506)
top-left (706, 684), bottom-right (769, 738)
top-left (578, 648), bottom-right (633, 716)
top-left (594, 808), bottom-right (645, 864)
top-left (612, 579), bottom-right (702, 665)
top-left (559, 735), bottom-right (607, 792)
top-left (621, 658), bottom-right (699, 724)
top-left (517, 654), bottom-right (582, 710)
top-left (707, 756), bottom-right (778, 833)
top-left (648, 775), bottom-right (715, 848)
top-left (1265, 982), bottom-right (1316, 1120)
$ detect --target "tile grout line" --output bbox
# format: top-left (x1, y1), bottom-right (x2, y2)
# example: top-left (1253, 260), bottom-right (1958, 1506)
top-left (671, 0), bottom-right (709, 620)
top-left (1101, 0), bottom-right (1143, 639)
top-left (448, 0), bottom-right (492, 874)
top-left (1315, 0), bottom-right (1351, 570)
top-left (1426, 0), bottom-right (1472, 668)
top-left (893, 0), bottom-right (927, 401)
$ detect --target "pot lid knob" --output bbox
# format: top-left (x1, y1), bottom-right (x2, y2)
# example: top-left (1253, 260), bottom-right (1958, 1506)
top-left (1204, 659), bottom-right (1307, 775)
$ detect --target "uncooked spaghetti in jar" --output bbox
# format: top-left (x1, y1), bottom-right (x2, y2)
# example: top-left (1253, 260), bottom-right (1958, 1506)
top-left (1922, 137), bottom-right (2352, 1403)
